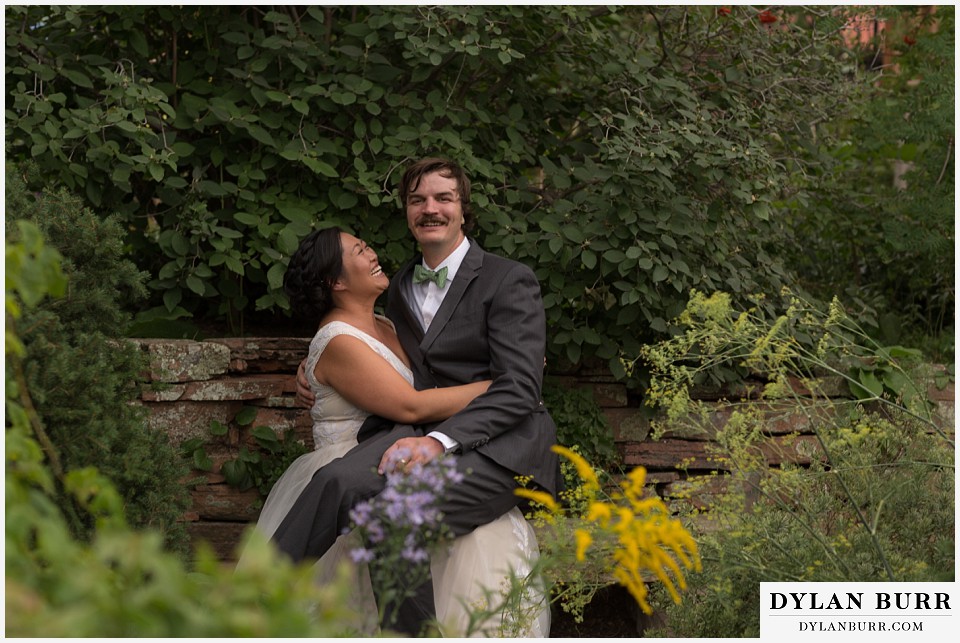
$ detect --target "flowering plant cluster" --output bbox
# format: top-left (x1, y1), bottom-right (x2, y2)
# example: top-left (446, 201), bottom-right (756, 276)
top-left (348, 450), bottom-right (462, 630)
top-left (517, 445), bottom-right (701, 616)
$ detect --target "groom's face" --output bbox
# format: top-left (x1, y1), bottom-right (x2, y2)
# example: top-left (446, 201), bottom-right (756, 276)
top-left (405, 171), bottom-right (466, 263)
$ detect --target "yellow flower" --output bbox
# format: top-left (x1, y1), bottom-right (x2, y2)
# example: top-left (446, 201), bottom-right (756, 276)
top-left (586, 501), bottom-right (612, 525)
top-left (574, 528), bottom-right (592, 561)
top-left (622, 466), bottom-right (647, 497)
top-left (537, 448), bottom-right (702, 618)
top-left (551, 444), bottom-right (600, 491)
top-left (514, 488), bottom-right (560, 513)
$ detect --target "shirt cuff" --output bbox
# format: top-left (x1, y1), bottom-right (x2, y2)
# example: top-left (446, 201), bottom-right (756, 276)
top-left (427, 431), bottom-right (460, 454)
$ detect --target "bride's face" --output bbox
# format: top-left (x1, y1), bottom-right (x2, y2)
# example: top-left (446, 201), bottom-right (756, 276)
top-left (333, 232), bottom-right (389, 296)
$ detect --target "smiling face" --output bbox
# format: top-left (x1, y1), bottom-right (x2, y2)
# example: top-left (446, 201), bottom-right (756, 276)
top-left (405, 171), bottom-right (467, 266)
top-left (332, 232), bottom-right (389, 297)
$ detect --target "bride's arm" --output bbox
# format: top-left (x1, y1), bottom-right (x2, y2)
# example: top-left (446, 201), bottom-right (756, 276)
top-left (316, 334), bottom-right (490, 424)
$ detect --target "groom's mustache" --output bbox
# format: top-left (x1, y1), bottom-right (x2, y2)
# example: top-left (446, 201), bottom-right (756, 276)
top-left (415, 216), bottom-right (447, 226)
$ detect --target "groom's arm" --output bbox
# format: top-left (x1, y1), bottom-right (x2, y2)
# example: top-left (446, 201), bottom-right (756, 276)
top-left (428, 261), bottom-right (547, 452)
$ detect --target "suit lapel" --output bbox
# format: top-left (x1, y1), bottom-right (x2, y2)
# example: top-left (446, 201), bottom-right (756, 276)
top-left (420, 241), bottom-right (483, 352)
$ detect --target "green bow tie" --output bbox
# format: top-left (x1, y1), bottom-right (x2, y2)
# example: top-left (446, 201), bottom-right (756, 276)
top-left (413, 264), bottom-right (449, 288)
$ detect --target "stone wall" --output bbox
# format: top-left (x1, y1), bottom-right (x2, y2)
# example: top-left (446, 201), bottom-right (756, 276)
top-left (135, 337), bottom-right (955, 561)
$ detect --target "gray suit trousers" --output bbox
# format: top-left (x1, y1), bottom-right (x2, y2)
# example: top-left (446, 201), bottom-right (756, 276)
top-left (270, 423), bottom-right (522, 565)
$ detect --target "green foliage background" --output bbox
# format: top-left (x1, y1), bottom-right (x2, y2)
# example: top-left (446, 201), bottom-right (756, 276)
top-left (5, 164), bottom-right (191, 549)
top-left (6, 222), bottom-right (361, 636)
top-left (4, 5), bottom-right (954, 635)
top-left (780, 6), bottom-right (954, 358)
top-left (6, 5), bottom-right (886, 381)
top-left (639, 290), bottom-right (954, 636)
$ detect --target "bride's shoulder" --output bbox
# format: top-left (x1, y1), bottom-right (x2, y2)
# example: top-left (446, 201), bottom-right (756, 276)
top-left (309, 319), bottom-right (362, 352)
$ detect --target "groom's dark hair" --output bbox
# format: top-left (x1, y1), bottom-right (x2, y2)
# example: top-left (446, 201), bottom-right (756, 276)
top-left (284, 226), bottom-right (344, 321)
top-left (399, 157), bottom-right (475, 233)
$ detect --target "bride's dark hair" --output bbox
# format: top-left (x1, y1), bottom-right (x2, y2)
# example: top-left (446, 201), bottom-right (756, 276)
top-left (283, 227), bottom-right (344, 321)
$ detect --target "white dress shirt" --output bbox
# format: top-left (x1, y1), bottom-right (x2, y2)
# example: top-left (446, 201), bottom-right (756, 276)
top-left (412, 237), bottom-right (471, 453)
top-left (411, 237), bottom-right (471, 330)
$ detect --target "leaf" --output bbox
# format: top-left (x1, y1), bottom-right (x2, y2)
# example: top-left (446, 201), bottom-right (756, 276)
top-left (234, 407), bottom-right (258, 426)
top-left (221, 31), bottom-right (249, 45)
top-left (885, 345), bottom-right (921, 360)
top-left (247, 125), bottom-right (276, 147)
top-left (849, 369), bottom-right (883, 399)
top-left (163, 288), bottom-right (182, 312)
top-left (185, 275), bottom-right (205, 295)
top-left (225, 255), bottom-right (245, 275)
top-left (302, 156), bottom-right (339, 178)
top-left (267, 261), bottom-right (287, 289)
top-left (652, 265), bottom-right (669, 282)
top-left (233, 211), bottom-right (259, 225)
top-left (128, 30), bottom-right (149, 57)
top-left (881, 370), bottom-right (909, 397)
top-left (603, 249), bottom-right (626, 263)
top-left (61, 68), bottom-right (93, 88)
top-left (617, 305), bottom-right (639, 325)
top-left (171, 141), bottom-right (196, 156)
top-left (221, 460), bottom-right (252, 490)
top-left (277, 203), bottom-right (312, 225)
top-left (539, 217), bottom-right (560, 233)
top-left (251, 425), bottom-right (279, 441)
top-left (332, 90), bottom-right (357, 106)
top-left (192, 449), bottom-right (213, 471)
top-left (148, 163), bottom-right (164, 182)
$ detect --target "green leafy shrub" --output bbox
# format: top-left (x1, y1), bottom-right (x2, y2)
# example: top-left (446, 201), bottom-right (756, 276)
top-left (5, 6), bottom-right (861, 381)
top-left (6, 219), bottom-right (360, 637)
top-left (778, 6), bottom-right (954, 361)
top-left (182, 408), bottom-right (310, 501)
top-left (639, 290), bottom-right (954, 636)
top-left (5, 164), bottom-right (190, 550)
top-left (543, 382), bottom-right (619, 470)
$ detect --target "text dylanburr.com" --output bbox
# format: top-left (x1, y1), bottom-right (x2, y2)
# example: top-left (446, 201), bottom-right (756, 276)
top-left (760, 582), bottom-right (955, 640)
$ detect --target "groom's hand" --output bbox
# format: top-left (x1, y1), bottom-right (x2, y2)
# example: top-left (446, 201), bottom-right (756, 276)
top-left (294, 359), bottom-right (315, 408)
top-left (378, 436), bottom-right (444, 474)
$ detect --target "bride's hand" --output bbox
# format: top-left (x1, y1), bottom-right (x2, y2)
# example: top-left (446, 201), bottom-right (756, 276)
top-left (295, 359), bottom-right (315, 408)
top-left (378, 436), bottom-right (444, 474)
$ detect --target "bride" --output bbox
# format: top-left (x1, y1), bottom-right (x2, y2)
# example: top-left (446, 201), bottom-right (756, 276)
top-left (241, 227), bottom-right (550, 637)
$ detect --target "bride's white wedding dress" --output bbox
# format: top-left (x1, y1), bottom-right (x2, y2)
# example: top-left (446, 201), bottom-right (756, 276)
top-left (246, 319), bottom-right (550, 637)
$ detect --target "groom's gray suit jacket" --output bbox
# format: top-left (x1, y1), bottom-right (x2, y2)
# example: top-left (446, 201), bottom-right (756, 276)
top-left (387, 239), bottom-right (560, 496)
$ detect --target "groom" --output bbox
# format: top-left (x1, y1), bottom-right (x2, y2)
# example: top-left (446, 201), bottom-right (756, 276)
top-left (274, 157), bottom-right (560, 633)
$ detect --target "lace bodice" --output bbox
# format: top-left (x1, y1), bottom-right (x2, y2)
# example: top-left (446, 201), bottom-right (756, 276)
top-left (303, 318), bottom-right (413, 452)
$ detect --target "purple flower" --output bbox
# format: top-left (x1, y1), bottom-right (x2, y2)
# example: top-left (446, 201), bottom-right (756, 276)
top-left (349, 547), bottom-right (375, 564)
top-left (401, 543), bottom-right (430, 563)
top-left (345, 456), bottom-right (466, 625)
top-left (349, 455), bottom-right (460, 565)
